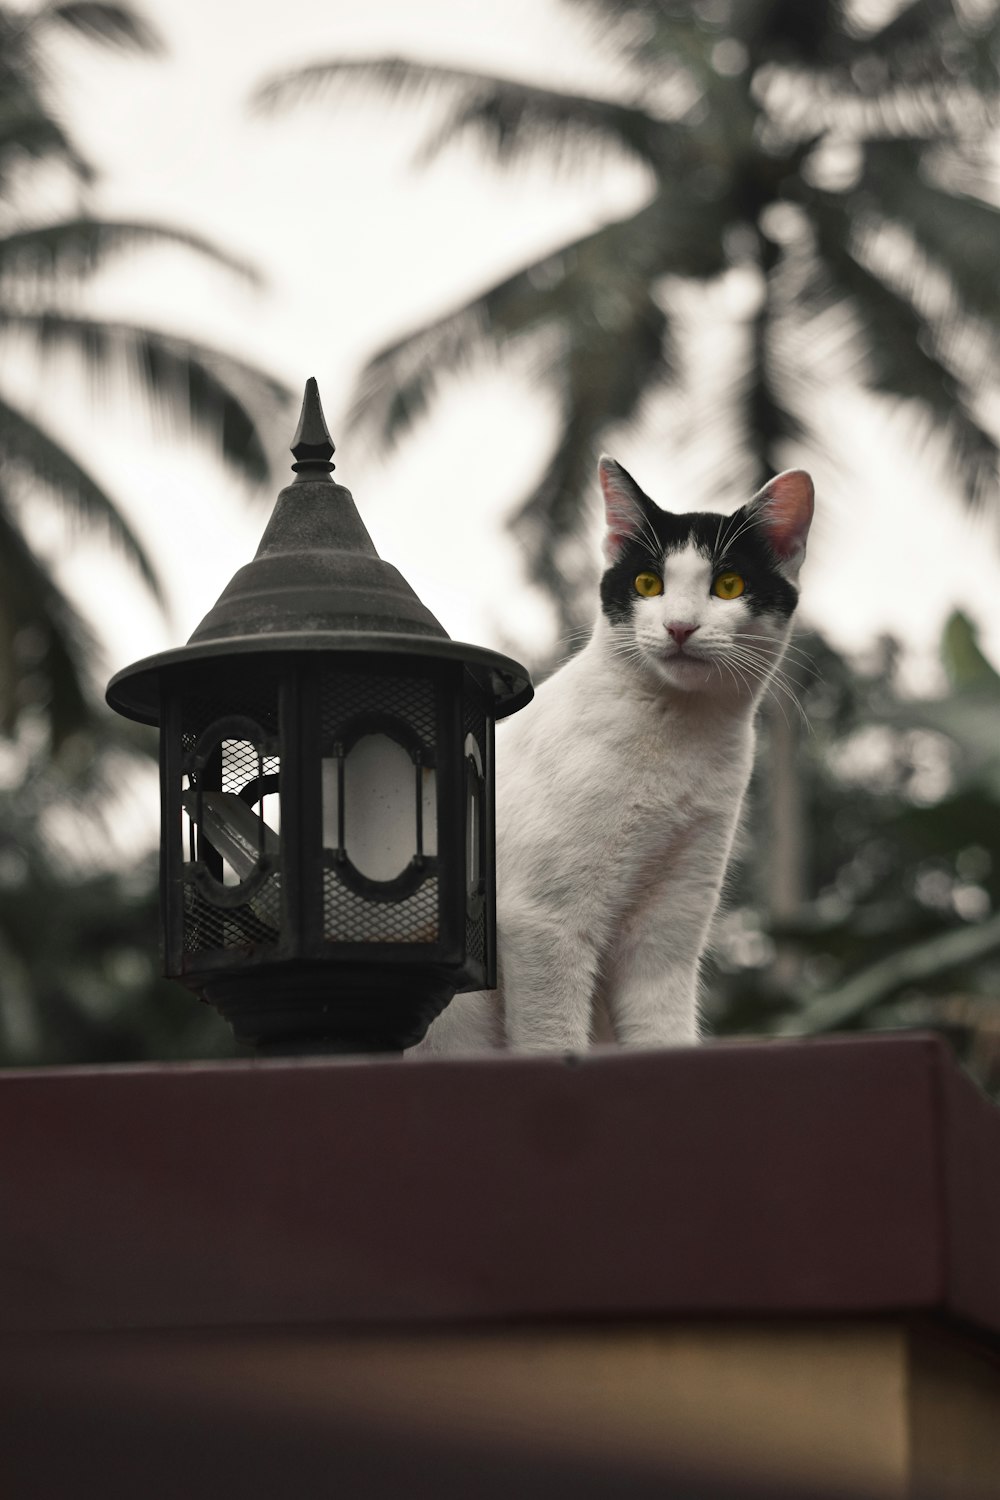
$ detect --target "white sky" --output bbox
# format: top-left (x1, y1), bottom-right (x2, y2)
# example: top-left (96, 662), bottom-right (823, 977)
top-left (8, 0), bottom-right (1000, 693)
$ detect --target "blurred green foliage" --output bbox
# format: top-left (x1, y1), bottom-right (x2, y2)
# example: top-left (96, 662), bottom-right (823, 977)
top-left (0, 734), bottom-right (237, 1064)
top-left (708, 612), bottom-right (1000, 1093)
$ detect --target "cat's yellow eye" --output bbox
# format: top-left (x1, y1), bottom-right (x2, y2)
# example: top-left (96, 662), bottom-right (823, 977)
top-left (713, 571), bottom-right (745, 600)
top-left (633, 572), bottom-right (664, 598)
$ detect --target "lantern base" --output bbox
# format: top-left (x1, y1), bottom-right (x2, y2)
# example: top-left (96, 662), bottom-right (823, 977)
top-left (195, 966), bottom-right (455, 1055)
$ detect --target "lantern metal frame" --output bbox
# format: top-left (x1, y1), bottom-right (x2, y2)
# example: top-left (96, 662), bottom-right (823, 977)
top-left (107, 380), bottom-right (531, 1053)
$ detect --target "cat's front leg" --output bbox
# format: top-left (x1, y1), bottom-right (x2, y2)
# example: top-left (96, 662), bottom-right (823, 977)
top-left (500, 908), bottom-right (600, 1052)
top-left (605, 884), bottom-right (717, 1049)
top-left (606, 957), bottom-right (702, 1049)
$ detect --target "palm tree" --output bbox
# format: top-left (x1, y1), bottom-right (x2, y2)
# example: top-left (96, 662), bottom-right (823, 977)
top-left (255, 0), bottom-right (1000, 636)
top-left (1, 1), bottom-right (288, 748)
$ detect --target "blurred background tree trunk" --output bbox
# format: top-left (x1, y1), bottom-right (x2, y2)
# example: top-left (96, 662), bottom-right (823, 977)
top-left (761, 700), bottom-right (807, 993)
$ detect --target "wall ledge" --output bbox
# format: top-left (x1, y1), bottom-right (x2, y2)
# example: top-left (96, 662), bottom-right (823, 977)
top-left (1, 1032), bottom-right (997, 1337)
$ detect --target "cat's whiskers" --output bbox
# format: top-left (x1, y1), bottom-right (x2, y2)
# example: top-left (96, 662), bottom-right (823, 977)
top-left (553, 626), bottom-right (599, 668)
top-left (724, 638), bottom-right (796, 684)
top-left (723, 639), bottom-right (789, 686)
top-left (715, 507), bottom-right (765, 558)
top-left (613, 635), bottom-right (653, 676)
top-left (725, 650), bottom-right (796, 730)
top-left (638, 522), bottom-right (666, 565)
top-left (714, 520), bottom-right (778, 582)
top-left (723, 645), bottom-right (811, 730)
top-left (714, 652), bottom-right (751, 702)
top-left (726, 644), bottom-right (816, 686)
top-left (729, 632), bottom-right (820, 676)
top-left (724, 516), bottom-right (764, 552)
top-left (706, 651), bottom-right (737, 697)
top-left (727, 646), bottom-right (820, 711)
top-left (713, 509), bottom-right (728, 558)
top-left (718, 652), bottom-right (765, 714)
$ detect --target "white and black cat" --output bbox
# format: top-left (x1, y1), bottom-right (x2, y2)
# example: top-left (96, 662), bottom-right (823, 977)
top-left (417, 456), bottom-right (814, 1054)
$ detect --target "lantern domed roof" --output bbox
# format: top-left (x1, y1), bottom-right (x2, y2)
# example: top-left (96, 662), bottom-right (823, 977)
top-left (107, 379), bottom-right (532, 726)
top-left (186, 378), bottom-right (449, 650)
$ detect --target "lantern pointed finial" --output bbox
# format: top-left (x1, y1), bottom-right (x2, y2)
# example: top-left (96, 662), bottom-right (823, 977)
top-left (291, 376), bottom-right (335, 474)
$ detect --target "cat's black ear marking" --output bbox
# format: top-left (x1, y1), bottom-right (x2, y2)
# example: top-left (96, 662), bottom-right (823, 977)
top-left (598, 456), bottom-right (651, 564)
top-left (748, 469), bottom-right (814, 578)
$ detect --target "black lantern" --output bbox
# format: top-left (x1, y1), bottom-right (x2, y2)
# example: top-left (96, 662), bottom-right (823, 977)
top-left (106, 380), bottom-right (532, 1053)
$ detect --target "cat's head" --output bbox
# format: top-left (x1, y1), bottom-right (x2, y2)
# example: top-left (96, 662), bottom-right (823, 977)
top-left (597, 458), bottom-right (814, 698)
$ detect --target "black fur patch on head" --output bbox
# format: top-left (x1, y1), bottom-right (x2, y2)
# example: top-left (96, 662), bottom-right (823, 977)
top-left (600, 492), bottom-right (800, 626)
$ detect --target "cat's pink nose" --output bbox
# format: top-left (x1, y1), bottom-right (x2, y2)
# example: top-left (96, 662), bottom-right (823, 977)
top-left (667, 622), bottom-right (699, 645)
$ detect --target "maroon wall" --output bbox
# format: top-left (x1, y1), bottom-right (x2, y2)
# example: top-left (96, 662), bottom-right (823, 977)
top-left (0, 1033), bottom-right (997, 1336)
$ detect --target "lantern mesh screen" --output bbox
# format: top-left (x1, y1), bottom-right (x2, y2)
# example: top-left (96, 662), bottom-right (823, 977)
top-left (320, 668), bottom-right (440, 945)
top-left (220, 737), bottom-right (279, 796)
top-left (319, 669), bottom-right (437, 746)
top-left (321, 866), bottom-right (439, 945)
top-left (183, 883), bottom-right (281, 954)
top-left (466, 896), bottom-right (485, 968)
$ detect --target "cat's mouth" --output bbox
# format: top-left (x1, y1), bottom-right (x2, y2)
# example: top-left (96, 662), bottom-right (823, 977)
top-left (633, 635), bottom-right (716, 683)
top-left (662, 643), bottom-right (708, 665)
top-left (651, 644), bottom-right (715, 683)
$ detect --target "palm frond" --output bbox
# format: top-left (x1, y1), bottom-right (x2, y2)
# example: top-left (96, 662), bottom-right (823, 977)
top-left (0, 217), bottom-right (262, 287)
top-left (0, 311), bottom-right (289, 484)
top-left (869, 0), bottom-right (999, 59)
top-left (0, 30), bottom-right (96, 186)
top-left (745, 261), bottom-right (807, 489)
top-left (511, 416), bottom-right (604, 621)
top-left (36, 2), bottom-right (162, 55)
top-left (756, 0), bottom-right (853, 63)
top-left (840, 1), bottom-right (1000, 100)
top-left (510, 282), bottom-right (675, 635)
top-left (0, 485), bottom-right (95, 746)
top-left (807, 193), bottom-right (999, 507)
top-left (254, 55), bottom-right (669, 172)
top-left (0, 3), bottom-right (160, 191)
top-left (772, 909), bottom-right (1000, 1036)
top-left (569, 0), bottom-right (888, 78)
top-left (0, 100), bottom-right (93, 183)
top-left (413, 73), bottom-right (672, 171)
top-left (346, 192), bottom-right (679, 634)
top-left (343, 252), bottom-right (565, 449)
top-left (564, 0), bottom-right (716, 82)
top-left (253, 53), bottom-right (446, 113)
top-left (0, 391), bottom-right (163, 603)
top-left (347, 191), bottom-right (716, 451)
top-left (862, 140), bottom-right (1000, 325)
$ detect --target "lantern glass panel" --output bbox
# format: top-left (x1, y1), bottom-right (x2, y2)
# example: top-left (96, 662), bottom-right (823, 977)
top-left (319, 666), bottom-right (442, 946)
top-left (464, 732), bottom-right (483, 905)
top-left (321, 731), bottom-right (437, 884)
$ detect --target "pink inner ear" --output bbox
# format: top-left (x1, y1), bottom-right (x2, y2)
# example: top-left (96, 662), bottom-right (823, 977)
top-left (603, 516), bottom-right (634, 562)
top-left (758, 469), bottom-right (814, 558)
top-left (599, 459), bottom-right (643, 562)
